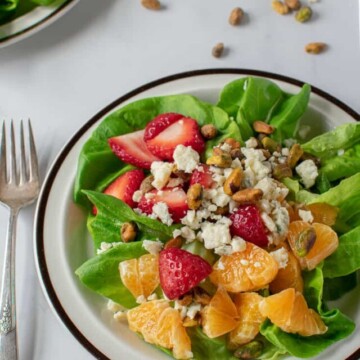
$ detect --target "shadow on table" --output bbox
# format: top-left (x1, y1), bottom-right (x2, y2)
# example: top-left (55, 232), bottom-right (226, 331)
top-left (0, 0), bottom-right (117, 61)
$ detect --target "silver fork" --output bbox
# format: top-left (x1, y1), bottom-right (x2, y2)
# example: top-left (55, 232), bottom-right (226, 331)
top-left (0, 120), bottom-right (40, 360)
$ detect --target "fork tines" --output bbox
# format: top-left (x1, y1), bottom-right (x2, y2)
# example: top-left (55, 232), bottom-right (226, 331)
top-left (0, 120), bottom-right (39, 185)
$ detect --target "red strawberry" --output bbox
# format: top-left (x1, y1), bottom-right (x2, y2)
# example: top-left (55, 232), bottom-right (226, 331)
top-left (144, 112), bottom-right (205, 160)
top-left (190, 164), bottom-right (215, 189)
top-left (93, 169), bottom-right (144, 215)
top-left (159, 248), bottom-right (212, 300)
top-left (229, 204), bottom-right (268, 247)
top-left (137, 187), bottom-right (188, 223)
top-left (108, 129), bottom-right (160, 169)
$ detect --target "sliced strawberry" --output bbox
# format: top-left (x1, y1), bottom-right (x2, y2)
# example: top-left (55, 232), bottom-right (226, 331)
top-left (229, 204), bottom-right (268, 247)
top-left (159, 248), bottom-right (212, 300)
top-left (93, 169), bottom-right (144, 215)
top-left (144, 113), bottom-right (205, 160)
top-left (137, 187), bottom-right (188, 223)
top-left (108, 129), bottom-right (161, 169)
top-left (190, 164), bottom-right (215, 189)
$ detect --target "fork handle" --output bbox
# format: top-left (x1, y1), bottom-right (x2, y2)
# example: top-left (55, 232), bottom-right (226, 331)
top-left (0, 209), bottom-right (19, 360)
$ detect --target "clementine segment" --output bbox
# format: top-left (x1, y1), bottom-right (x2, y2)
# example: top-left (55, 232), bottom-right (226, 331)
top-left (119, 254), bottom-right (159, 299)
top-left (202, 287), bottom-right (238, 338)
top-left (127, 300), bottom-right (192, 359)
top-left (287, 221), bottom-right (338, 271)
top-left (259, 288), bottom-right (327, 336)
top-left (210, 242), bottom-right (278, 292)
top-left (269, 246), bottom-right (304, 294)
top-left (229, 292), bottom-right (265, 348)
top-left (307, 203), bottom-right (339, 227)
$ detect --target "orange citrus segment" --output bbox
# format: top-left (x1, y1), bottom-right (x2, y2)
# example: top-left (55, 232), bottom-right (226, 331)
top-left (202, 287), bottom-right (238, 338)
top-left (269, 246), bottom-right (304, 294)
top-left (229, 292), bottom-right (265, 348)
top-left (119, 254), bottom-right (159, 299)
top-left (127, 300), bottom-right (170, 343)
top-left (259, 288), bottom-right (327, 336)
top-left (287, 221), bottom-right (338, 271)
top-left (210, 242), bottom-right (279, 292)
top-left (307, 203), bottom-right (339, 226)
top-left (127, 300), bottom-right (192, 359)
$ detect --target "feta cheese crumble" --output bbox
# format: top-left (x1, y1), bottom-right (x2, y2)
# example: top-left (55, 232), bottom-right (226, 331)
top-left (173, 145), bottom-right (200, 173)
top-left (200, 221), bottom-right (231, 250)
top-left (270, 248), bottom-right (289, 269)
top-left (152, 202), bottom-right (173, 226)
top-left (151, 161), bottom-right (173, 190)
top-left (299, 209), bottom-right (314, 223)
top-left (296, 159), bottom-right (318, 189)
top-left (132, 190), bottom-right (143, 203)
top-left (97, 242), bottom-right (122, 255)
top-left (142, 239), bottom-right (163, 255)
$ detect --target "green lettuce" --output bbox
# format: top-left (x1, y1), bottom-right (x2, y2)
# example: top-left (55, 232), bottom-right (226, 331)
top-left (74, 95), bottom-right (240, 207)
top-left (302, 123), bottom-right (360, 159)
top-left (75, 241), bottom-right (147, 308)
top-left (323, 226), bottom-right (360, 278)
top-left (84, 190), bottom-right (178, 248)
top-left (323, 273), bottom-right (357, 301)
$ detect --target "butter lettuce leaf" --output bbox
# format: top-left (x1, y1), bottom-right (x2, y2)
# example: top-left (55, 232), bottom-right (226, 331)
top-left (84, 190), bottom-right (177, 248)
top-left (323, 226), bottom-right (360, 278)
top-left (302, 123), bottom-right (360, 159)
top-left (75, 241), bottom-right (147, 308)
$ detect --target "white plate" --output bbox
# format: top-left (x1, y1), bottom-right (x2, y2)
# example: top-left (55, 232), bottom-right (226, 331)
top-left (34, 70), bottom-right (360, 360)
top-left (0, 0), bottom-right (78, 48)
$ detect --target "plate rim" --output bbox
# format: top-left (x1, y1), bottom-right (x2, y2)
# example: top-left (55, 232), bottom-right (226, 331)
top-left (0, 0), bottom-right (79, 48)
top-left (34, 68), bottom-right (360, 360)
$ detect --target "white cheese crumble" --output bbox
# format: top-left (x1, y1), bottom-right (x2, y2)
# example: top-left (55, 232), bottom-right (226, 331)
top-left (270, 248), bottom-right (289, 269)
top-left (240, 259), bottom-right (249, 266)
top-left (142, 239), bottom-right (163, 255)
top-left (167, 177), bottom-right (184, 188)
top-left (150, 161), bottom-right (173, 190)
top-left (187, 304), bottom-right (201, 319)
top-left (284, 138), bottom-right (297, 148)
top-left (132, 190), bottom-right (143, 203)
top-left (152, 202), bottom-right (173, 226)
top-left (181, 210), bottom-right (202, 230)
top-left (173, 145), bottom-right (200, 173)
top-left (200, 221), bottom-right (231, 250)
top-left (136, 295), bottom-right (146, 304)
top-left (107, 300), bottom-right (125, 313)
top-left (255, 177), bottom-right (289, 201)
top-left (245, 137), bottom-right (258, 149)
top-left (272, 206), bottom-right (290, 236)
top-left (97, 242), bottom-right (122, 255)
top-left (261, 212), bottom-right (277, 232)
top-left (173, 226), bottom-right (196, 243)
top-left (113, 311), bottom-right (127, 321)
top-left (299, 209), bottom-right (314, 223)
top-left (337, 149), bottom-right (345, 156)
top-left (220, 143), bottom-right (232, 152)
top-left (147, 293), bottom-right (158, 301)
top-left (174, 301), bottom-right (188, 319)
top-left (296, 159), bottom-right (318, 189)
top-left (231, 236), bottom-right (247, 252)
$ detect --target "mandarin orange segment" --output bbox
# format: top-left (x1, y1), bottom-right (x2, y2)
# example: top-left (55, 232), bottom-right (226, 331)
top-left (127, 300), bottom-right (192, 359)
top-left (269, 246), bottom-right (304, 294)
top-left (229, 292), bottom-right (265, 348)
top-left (202, 287), bottom-right (238, 338)
top-left (210, 242), bottom-right (278, 292)
top-left (119, 254), bottom-right (159, 299)
top-left (127, 300), bottom-right (170, 343)
top-left (287, 221), bottom-right (339, 271)
top-left (307, 203), bottom-right (339, 226)
top-left (259, 288), bottom-right (327, 336)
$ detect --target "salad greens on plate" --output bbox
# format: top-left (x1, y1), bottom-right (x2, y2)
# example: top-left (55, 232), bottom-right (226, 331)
top-left (73, 77), bottom-right (360, 360)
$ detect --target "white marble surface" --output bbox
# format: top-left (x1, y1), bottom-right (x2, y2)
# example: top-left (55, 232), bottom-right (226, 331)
top-left (0, 0), bottom-right (359, 359)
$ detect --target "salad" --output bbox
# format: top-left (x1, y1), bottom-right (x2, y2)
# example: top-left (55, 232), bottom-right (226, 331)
top-left (0, 0), bottom-right (57, 23)
top-left (74, 77), bottom-right (360, 360)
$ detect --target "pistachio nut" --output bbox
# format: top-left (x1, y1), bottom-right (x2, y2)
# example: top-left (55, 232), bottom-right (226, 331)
top-left (295, 6), bottom-right (312, 22)
top-left (234, 340), bottom-right (264, 359)
top-left (187, 183), bottom-right (203, 210)
top-left (295, 227), bottom-right (317, 257)
top-left (224, 168), bottom-right (243, 195)
top-left (121, 222), bottom-right (137, 242)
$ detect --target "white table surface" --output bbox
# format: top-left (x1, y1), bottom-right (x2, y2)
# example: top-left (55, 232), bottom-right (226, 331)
top-left (0, 0), bottom-right (359, 359)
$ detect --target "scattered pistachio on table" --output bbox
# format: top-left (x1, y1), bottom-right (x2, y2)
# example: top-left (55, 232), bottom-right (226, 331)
top-left (212, 42), bottom-right (225, 58)
top-left (229, 7), bottom-right (244, 26)
top-left (272, 1), bottom-right (290, 15)
top-left (305, 42), bottom-right (327, 54)
top-left (141, 0), bottom-right (161, 10)
top-left (285, 0), bottom-right (301, 10)
top-left (295, 6), bottom-right (312, 22)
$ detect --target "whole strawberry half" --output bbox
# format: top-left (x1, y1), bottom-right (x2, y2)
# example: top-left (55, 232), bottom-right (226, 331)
top-left (144, 112), bottom-right (205, 161)
top-left (229, 204), bottom-right (268, 247)
top-left (137, 187), bottom-right (188, 223)
top-left (190, 164), bottom-right (215, 189)
top-left (108, 129), bottom-right (161, 169)
top-left (159, 248), bottom-right (212, 300)
top-left (93, 169), bottom-right (145, 215)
